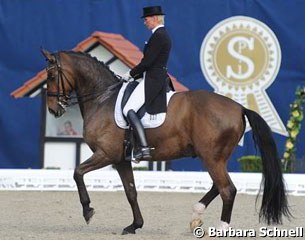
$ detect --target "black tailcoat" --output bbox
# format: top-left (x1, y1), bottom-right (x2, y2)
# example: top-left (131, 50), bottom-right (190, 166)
top-left (130, 27), bottom-right (172, 114)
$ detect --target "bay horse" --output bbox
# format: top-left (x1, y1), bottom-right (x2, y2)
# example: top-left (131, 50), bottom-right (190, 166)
top-left (41, 49), bottom-right (290, 234)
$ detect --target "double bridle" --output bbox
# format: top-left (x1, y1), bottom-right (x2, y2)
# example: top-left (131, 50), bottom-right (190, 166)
top-left (46, 52), bottom-right (116, 109)
top-left (46, 53), bottom-right (74, 110)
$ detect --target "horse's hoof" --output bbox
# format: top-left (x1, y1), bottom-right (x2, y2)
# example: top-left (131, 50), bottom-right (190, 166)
top-left (84, 207), bottom-right (95, 224)
top-left (190, 219), bottom-right (203, 231)
top-left (121, 225), bottom-right (136, 235)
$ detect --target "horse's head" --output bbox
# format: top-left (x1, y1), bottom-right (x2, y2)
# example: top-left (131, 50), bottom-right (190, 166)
top-left (41, 49), bottom-right (76, 118)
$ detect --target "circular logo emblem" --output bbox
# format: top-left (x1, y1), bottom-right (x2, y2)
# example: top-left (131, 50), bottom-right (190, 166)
top-left (200, 16), bottom-right (281, 92)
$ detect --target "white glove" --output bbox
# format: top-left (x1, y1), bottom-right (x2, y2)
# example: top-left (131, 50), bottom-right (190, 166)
top-left (122, 71), bottom-right (132, 81)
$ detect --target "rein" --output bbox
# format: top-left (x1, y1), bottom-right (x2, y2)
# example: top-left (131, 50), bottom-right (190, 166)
top-left (46, 52), bottom-right (124, 108)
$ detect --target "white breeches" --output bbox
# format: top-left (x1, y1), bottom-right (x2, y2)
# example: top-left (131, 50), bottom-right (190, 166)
top-left (122, 79), bottom-right (145, 116)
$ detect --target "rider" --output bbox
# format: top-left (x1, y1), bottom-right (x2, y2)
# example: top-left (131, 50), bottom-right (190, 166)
top-left (122, 5), bottom-right (173, 161)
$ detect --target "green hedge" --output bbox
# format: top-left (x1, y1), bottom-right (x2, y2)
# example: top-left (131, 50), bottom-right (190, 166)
top-left (237, 155), bottom-right (262, 172)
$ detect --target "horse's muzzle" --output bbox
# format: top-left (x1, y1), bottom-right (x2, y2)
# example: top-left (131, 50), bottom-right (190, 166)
top-left (48, 102), bottom-right (66, 118)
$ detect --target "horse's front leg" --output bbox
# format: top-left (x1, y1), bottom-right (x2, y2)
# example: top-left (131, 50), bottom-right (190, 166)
top-left (115, 160), bottom-right (144, 235)
top-left (73, 151), bottom-right (112, 224)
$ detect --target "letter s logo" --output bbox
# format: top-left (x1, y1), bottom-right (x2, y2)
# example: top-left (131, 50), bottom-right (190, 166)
top-left (226, 36), bottom-right (255, 80)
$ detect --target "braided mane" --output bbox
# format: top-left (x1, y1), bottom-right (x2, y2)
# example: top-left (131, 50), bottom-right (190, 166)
top-left (65, 51), bottom-right (119, 79)
top-left (63, 50), bottom-right (124, 104)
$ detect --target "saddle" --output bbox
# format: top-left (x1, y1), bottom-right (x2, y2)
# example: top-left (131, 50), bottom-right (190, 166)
top-left (121, 81), bottom-right (146, 120)
top-left (114, 81), bottom-right (175, 129)
top-left (115, 80), bottom-right (175, 162)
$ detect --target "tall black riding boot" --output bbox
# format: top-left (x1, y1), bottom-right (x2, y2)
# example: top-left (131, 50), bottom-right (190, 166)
top-left (126, 110), bottom-right (153, 161)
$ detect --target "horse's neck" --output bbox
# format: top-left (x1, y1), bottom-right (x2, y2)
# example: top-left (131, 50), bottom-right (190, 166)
top-left (67, 54), bottom-right (118, 120)
top-left (75, 74), bottom-right (116, 120)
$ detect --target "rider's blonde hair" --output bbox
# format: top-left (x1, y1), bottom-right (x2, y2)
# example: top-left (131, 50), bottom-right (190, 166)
top-left (156, 15), bottom-right (165, 25)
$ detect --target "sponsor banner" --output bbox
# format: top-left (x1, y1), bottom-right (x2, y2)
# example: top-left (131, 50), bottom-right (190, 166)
top-left (200, 16), bottom-right (287, 136)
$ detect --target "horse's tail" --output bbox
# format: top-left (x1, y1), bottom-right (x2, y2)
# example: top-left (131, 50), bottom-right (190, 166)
top-left (243, 108), bottom-right (291, 224)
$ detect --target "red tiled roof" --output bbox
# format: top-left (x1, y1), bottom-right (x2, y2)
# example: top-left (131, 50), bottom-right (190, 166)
top-left (11, 31), bottom-right (188, 98)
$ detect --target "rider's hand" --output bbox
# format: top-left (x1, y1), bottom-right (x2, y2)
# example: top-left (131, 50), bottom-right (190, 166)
top-left (122, 71), bottom-right (132, 81)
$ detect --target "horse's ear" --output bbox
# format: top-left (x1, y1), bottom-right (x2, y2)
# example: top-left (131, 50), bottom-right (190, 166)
top-left (41, 48), bottom-right (54, 62)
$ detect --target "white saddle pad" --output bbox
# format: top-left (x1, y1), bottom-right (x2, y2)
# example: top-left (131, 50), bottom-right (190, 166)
top-left (114, 82), bottom-right (175, 129)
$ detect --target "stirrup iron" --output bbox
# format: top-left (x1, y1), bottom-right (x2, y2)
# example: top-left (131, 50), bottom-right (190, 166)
top-left (131, 146), bottom-right (155, 163)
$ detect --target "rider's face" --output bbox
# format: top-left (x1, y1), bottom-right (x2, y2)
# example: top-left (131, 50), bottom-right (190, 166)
top-left (143, 16), bottom-right (157, 30)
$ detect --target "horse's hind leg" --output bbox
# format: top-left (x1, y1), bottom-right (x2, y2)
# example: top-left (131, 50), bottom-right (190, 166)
top-left (209, 162), bottom-right (237, 229)
top-left (115, 161), bottom-right (144, 235)
top-left (191, 162), bottom-right (237, 231)
top-left (73, 151), bottom-right (113, 224)
top-left (190, 183), bottom-right (219, 230)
